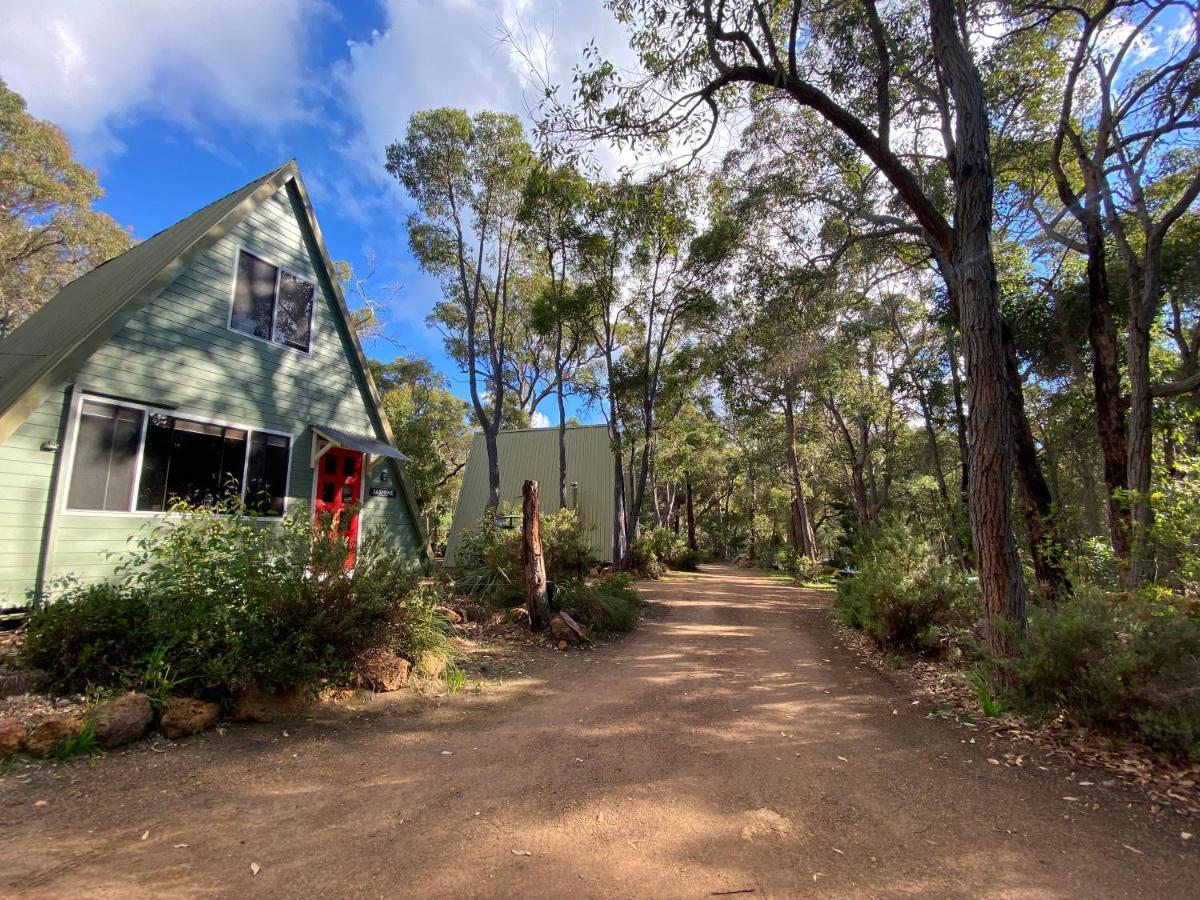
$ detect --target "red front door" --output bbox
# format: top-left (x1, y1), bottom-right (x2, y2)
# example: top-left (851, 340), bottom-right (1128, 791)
top-left (315, 447), bottom-right (364, 566)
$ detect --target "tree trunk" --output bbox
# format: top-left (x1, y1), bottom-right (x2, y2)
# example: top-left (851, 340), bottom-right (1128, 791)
top-left (931, 0), bottom-right (1028, 660)
top-left (685, 472), bottom-right (697, 551)
top-left (610, 426), bottom-right (628, 570)
top-left (556, 345), bottom-right (568, 510)
top-left (947, 330), bottom-right (970, 512)
top-left (1126, 299), bottom-right (1155, 585)
top-left (1004, 333), bottom-right (1071, 601)
top-left (1083, 225), bottom-right (1132, 561)
top-left (522, 480), bottom-right (551, 629)
top-left (484, 426), bottom-right (501, 511)
top-left (784, 394), bottom-right (818, 560)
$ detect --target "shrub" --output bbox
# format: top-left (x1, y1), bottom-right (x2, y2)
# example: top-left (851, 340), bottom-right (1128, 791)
top-left (629, 539), bottom-right (667, 579)
top-left (22, 581), bottom-right (157, 692)
top-left (452, 519), bottom-right (522, 604)
top-left (554, 573), bottom-right (643, 635)
top-left (1011, 588), bottom-right (1200, 760)
top-left (541, 509), bottom-right (597, 580)
top-left (23, 502), bottom-right (434, 698)
top-left (453, 509), bottom-right (595, 603)
top-left (788, 552), bottom-right (824, 584)
top-left (835, 520), bottom-right (975, 652)
top-left (630, 526), bottom-right (702, 576)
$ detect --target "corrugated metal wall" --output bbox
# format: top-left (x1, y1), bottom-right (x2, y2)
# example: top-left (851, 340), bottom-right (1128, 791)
top-left (444, 425), bottom-right (616, 564)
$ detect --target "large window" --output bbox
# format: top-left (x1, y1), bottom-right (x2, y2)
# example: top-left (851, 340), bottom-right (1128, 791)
top-left (230, 249), bottom-right (314, 351)
top-left (65, 397), bottom-right (291, 516)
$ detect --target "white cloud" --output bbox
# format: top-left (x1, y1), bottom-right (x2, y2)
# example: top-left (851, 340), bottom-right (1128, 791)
top-left (333, 0), bottom-right (645, 180)
top-left (530, 410), bottom-right (551, 428)
top-left (0, 0), bottom-right (327, 158)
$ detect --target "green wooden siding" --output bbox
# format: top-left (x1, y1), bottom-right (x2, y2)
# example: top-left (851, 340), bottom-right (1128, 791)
top-left (444, 425), bottom-right (616, 565)
top-left (0, 183), bottom-right (420, 608)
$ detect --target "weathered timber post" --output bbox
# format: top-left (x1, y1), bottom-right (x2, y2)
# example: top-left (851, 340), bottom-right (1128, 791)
top-left (523, 480), bottom-right (551, 630)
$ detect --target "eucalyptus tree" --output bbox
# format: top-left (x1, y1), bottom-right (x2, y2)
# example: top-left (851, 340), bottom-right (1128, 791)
top-left (576, 179), bottom-right (639, 567)
top-left (622, 172), bottom-right (718, 565)
top-left (544, 0), bottom-right (1036, 656)
top-left (0, 79), bottom-right (131, 337)
top-left (520, 163), bottom-right (597, 507)
top-left (386, 108), bottom-right (532, 510)
top-left (1016, 0), bottom-right (1200, 581)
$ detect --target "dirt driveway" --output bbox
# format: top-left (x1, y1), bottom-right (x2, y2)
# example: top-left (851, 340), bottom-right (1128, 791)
top-left (1, 565), bottom-right (1197, 898)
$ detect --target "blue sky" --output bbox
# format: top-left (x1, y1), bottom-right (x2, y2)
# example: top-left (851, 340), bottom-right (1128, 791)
top-left (1, 0), bottom-right (639, 426)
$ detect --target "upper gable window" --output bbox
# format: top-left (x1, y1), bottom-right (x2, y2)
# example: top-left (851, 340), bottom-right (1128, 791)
top-left (230, 249), bottom-right (314, 352)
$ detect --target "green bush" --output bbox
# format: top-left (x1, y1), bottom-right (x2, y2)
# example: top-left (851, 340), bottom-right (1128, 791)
top-left (835, 520), bottom-right (975, 652)
top-left (630, 526), bottom-right (702, 576)
top-left (451, 519), bottom-right (523, 605)
top-left (453, 510), bottom-right (597, 603)
top-left (554, 573), bottom-right (643, 635)
top-left (540, 509), bottom-right (596, 581)
top-left (788, 552), bottom-right (824, 584)
top-left (1011, 588), bottom-right (1200, 760)
top-left (23, 502), bottom-right (435, 698)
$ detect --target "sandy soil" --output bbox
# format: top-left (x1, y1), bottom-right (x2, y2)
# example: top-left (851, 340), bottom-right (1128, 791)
top-left (1, 565), bottom-right (1198, 898)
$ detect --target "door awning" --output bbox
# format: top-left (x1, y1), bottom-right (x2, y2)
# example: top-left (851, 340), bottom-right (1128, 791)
top-left (311, 424), bottom-right (408, 461)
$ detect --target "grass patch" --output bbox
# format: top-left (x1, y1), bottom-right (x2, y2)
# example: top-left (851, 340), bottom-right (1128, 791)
top-left (54, 722), bottom-right (102, 762)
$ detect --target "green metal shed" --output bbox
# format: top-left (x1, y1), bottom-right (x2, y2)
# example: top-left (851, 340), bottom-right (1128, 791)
top-left (444, 425), bottom-right (617, 565)
top-left (0, 162), bottom-right (425, 609)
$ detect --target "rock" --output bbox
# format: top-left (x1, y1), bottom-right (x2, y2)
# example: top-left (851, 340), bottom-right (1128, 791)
top-left (435, 605), bottom-right (464, 625)
top-left (23, 714), bottom-right (81, 758)
top-left (159, 698), bottom-right (221, 740)
top-left (415, 651), bottom-right (447, 679)
top-left (86, 692), bottom-right (153, 748)
top-left (0, 718), bottom-right (24, 757)
top-left (549, 611), bottom-right (587, 644)
top-left (232, 685), bottom-right (315, 723)
top-left (557, 640), bottom-right (568, 651)
top-left (505, 607), bottom-right (530, 626)
top-left (355, 649), bottom-right (410, 692)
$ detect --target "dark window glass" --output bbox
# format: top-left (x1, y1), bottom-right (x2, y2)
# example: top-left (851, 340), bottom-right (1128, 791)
top-left (343, 455), bottom-right (355, 477)
top-left (322, 482), bottom-right (335, 503)
top-left (275, 271), bottom-right (314, 351)
top-left (66, 401), bottom-right (144, 511)
top-left (231, 251), bottom-right (276, 341)
top-left (245, 432), bottom-right (290, 516)
top-left (324, 454), bottom-right (336, 474)
top-left (135, 415), bottom-right (246, 511)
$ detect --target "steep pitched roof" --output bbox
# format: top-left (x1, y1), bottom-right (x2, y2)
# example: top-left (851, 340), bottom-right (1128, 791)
top-left (0, 161), bottom-right (427, 555)
top-left (0, 162), bottom-right (294, 441)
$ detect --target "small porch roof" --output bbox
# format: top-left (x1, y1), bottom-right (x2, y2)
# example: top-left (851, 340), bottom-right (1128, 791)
top-left (311, 424), bottom-right (408, 461)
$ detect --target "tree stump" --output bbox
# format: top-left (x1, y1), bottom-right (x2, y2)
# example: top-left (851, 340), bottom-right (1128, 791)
top-left (523, 479), bottom-right (552, 630)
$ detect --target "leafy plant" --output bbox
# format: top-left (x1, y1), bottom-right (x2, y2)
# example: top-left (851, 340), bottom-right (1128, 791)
top-left (966, 668), bottom-right (1004, 717)
top-left (53, 722), bottom-right (101, 762)
top-left (444, 662), bottom-right (466, 694)
top-left (23, 501), bottom-right (433, 699)
top-left (835, 519), bottom-right (975, 652)
top-left (554, 574), bottom-right (643, 635)
top-left (1008, 586), bottom-right (1200, 760)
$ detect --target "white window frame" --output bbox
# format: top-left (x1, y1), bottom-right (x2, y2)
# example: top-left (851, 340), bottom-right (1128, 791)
top-left (61, 392), bottom-right (294, 519)
top-left (226, 245), bottom-right (315, 354)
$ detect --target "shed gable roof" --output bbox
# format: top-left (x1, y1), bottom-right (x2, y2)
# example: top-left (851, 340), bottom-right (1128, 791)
top-left (0, 161), bottom-right (427, 555)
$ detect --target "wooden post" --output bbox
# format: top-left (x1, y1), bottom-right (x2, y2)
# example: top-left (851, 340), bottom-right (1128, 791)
top-left (523, 480), bottom-right (551, 630)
